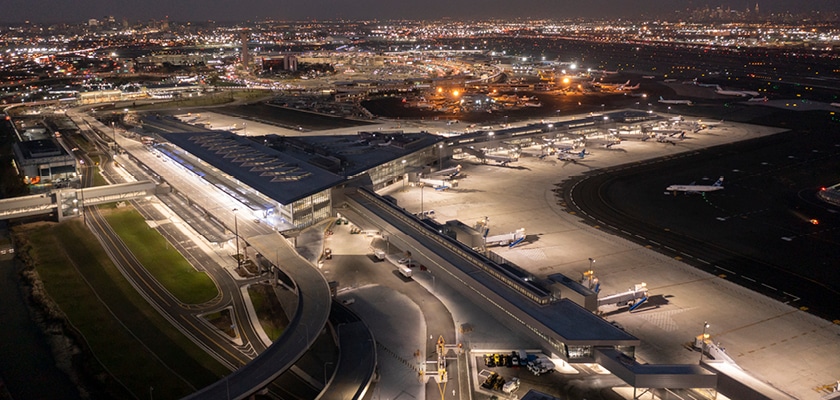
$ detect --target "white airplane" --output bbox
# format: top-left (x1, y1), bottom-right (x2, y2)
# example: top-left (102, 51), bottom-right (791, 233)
top-left (715, 85), bottom-right (760, 97)
top-left (558, 149), bottom-right (589, 161)
top-left (418, 178), bottom-right (454, 191)
top-left (209, 125), bottom-right (244, 132)
top-left (597, 80), bottom-right (631, 91)
top-left (697, 119), bottom-right (724, 127)
top-left (747, 97), bottom-right (769, 102)
top-left (831, 103), bottom-right (840, 108)
top-left (483, 153), bottom-right (519, 166)
top-left (552, 143), bottom-right (578, 153)
top-left (617, 82), bottom-right (640, 91)
top-left (666, 176), bottom-right (724, 193)
top-left (431, 164), bottom-right (462, 179)
top-left (659, 96), bottom-right (693, 105)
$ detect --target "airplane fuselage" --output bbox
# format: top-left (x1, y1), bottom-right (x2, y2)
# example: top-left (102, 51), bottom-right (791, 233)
top-left (666, 185), bottom-right (724, 192)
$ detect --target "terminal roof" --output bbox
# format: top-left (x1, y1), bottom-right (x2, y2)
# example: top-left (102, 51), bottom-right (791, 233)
top-left (264, 130), bottom-right (442, 177)
top-left (162, 131), bottom-right (344, 205)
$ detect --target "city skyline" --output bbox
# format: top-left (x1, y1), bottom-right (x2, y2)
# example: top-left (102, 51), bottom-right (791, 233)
top-left (2, 0), bottom-right (839, 24)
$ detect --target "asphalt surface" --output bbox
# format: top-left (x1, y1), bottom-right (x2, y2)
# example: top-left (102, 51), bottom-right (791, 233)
top-left (67, 109), bottom-right (331, 400)
top-left (562, 128), bottom-right (840, 322)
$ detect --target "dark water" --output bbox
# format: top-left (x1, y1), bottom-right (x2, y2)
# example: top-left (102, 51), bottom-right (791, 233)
top-left (0, 256), bottom-right (81, 400)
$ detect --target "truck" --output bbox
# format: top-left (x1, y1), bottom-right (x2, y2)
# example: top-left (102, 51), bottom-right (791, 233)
top-left (527, 356), bottom-right (555, 375)
top-left (502, 377), bottom-right (520, 394)
top-left (517, 350), bottom-right (528, 366)
top-left (398, 266), bottom-right (412, 278)
top-left (374, 249), bottom-right (386, 260)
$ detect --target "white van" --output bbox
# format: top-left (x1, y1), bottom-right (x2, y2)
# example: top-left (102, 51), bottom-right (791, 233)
top-left (374, 249), bottom-right (386, 260)
top-left (398, 266), bottom-right (413, 278)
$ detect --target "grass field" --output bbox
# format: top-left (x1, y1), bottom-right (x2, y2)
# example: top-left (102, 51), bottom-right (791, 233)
top-left (103, 208), bottom-right (218, 304)
top-left (133, 90), bottom-right (271, 111)
top-left (18, 220), bottom-right (228, 399)
top-left (247, 284), bottom-right (288, 341)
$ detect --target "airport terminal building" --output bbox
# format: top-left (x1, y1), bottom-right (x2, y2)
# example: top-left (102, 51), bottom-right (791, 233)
top-left (158, 129), bottom-right (442, 230)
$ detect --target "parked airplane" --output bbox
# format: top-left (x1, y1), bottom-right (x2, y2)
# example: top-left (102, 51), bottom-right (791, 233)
top-left (209, 124), bottom-right (244, 132)
top-left (666, 176), bottom-right (724, 193)
top-left (747, 96), bottom-right (769, 102)
top-left (831, 103), bottom-right (840, 108)
top-left (483, 153), bottom-right (519, 166)
top-left (697, 119), bottom-right (724, 127)
top-left (596, 80), bottom-right (631, 91)
top-left (715, 85), bottom-right (760, 97)
top-left (418, 178), bottom-right (454, 191)
top-left (431, 165), bottom-right (462, 179)
top-left (558, 149), bottom-right (589, 161)
top-left (617, 82), bottom-right (640, 91)
top-left (659, 96), bottom-right (693, 105)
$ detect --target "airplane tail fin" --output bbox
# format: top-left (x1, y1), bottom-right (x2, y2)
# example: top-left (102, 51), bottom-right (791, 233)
top-left (659, 96), bottom-right (664, 100)
top-left (714, 176), bottom-right (724, 186)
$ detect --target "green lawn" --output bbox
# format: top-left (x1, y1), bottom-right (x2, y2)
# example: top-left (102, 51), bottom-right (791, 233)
top-left (104, 208), bottom-right (218, 304)
top-left (132, 90), bottom-right (271, 110)
top-left (18, 220), bottom-right (228, 399)
top-left (247, 284), bottom-right (287, 341)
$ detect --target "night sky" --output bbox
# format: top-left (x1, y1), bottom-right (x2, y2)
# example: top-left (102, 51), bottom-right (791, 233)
top-left (2, 0), bottom-right (837, 23)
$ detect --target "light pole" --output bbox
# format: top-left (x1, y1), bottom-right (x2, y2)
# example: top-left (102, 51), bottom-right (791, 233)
top-left (438, 144), bottom-right (444, 168)
top-left (700, 321), bottom-right (710, 363)
top-left (111, 121), bottom-right (117, 156)
top-left (233, 208), bottom-right (241, 271)
top-left (420, 182), bottom-right (425, 216)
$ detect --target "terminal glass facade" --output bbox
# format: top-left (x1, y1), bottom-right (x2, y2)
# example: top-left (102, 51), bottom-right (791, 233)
top-left (288, 189), bottom-right (331, 228)
top-left (364, 147), bottom-right (436, 191)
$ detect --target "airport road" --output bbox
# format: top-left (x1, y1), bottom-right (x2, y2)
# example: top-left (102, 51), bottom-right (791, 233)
top-left (69, 108), bottom-right (331, 399)
top-left (322, 221), bottom-right (460, 399)
top-left (68, 112), bottom-right (262, 367)
top-left (382, 117), bottom-right (840, 400)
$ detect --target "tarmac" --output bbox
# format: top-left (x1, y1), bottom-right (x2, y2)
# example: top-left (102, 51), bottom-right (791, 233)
top-left (377, 113), bottom-right (840, 399)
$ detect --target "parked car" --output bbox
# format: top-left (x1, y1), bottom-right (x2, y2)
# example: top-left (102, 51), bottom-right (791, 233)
top-left (502, 377), bottom-right (520, 394)
top-left (510, 351), bottom-right (520, 367)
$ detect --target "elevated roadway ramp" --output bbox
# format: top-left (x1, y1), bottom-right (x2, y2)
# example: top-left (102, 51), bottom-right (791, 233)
top-left (317, 301), bottom-right (378, 400)
top-left (184, 232), bottom-right (332, 400)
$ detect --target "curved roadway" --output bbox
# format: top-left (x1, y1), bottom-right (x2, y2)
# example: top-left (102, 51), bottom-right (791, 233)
top-left (67, 108), bottom-right (333, 400)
